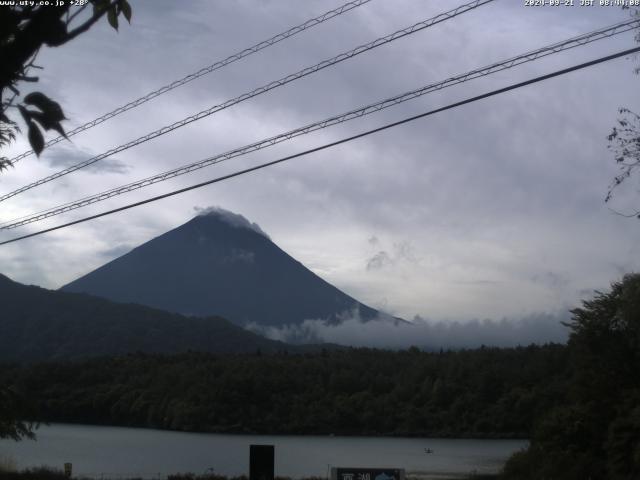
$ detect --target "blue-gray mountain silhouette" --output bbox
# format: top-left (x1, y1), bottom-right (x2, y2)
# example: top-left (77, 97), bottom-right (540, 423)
top-left (62, 208), bottom-right (379, 327)
top-left (0, 273), bottom-right (291, 362)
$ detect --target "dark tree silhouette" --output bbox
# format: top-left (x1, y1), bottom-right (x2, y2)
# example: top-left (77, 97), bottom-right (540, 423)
top-left (0, 0), bottom-right (131, 171)
top-left (606, 7), bottom-right (640, 217)
top-left (0, 0), bottom-right (131, 440)
top-left (0, 386), bottom-right (35, 441)
top-left (502, 274), bottom-right (640, 479)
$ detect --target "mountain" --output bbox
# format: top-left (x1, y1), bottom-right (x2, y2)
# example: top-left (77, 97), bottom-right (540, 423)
top-left (0, 273), bottom-right (290, 363)
top-left (61, 208), bottom-right (380, 327)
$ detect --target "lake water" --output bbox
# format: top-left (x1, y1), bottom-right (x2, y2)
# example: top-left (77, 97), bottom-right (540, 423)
top-left (0, 424), bottom-right (527, 479)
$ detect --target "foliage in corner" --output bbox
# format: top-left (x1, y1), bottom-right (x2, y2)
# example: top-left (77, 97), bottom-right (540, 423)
top-left (607, 108), bottom-right (640, 218)
top-left (0, 0), bottom-right (132, 168)
top-left (606, 6), bottom-right (640, 217)
top-left (0, 0), bottom-right (131, 441)
top-left (502, 273), bottom-right (640, 479)
top-left (0, 386), bottom-right (36, 441)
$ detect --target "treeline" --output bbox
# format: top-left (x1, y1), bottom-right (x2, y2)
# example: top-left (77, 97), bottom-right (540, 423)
top-left (4, 274), bottom-right (637, 477)
top-left (501, 273), bottom-right (640, 479)
top-left (0, 344), bottom-right (568, 439)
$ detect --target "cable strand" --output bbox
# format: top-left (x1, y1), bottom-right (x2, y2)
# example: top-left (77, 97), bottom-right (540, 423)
top-left (0, 0), bottom-right (495, 202)
top-left (6, 0), bottom-right (374, 165)
top-left (2, 17), bottom-right (637, 229)
top-left (2, 45), bottom-right (638, 246)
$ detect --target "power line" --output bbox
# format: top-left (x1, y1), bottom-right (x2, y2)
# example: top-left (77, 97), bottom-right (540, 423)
top-left (0, 0), bottom-right (494, 203)
top-left (7, 0), bottom-right (374, 166)
top-left (2, 17), bottom-right (637, 230)
top-left (2, 45), bottom-right (638, 247)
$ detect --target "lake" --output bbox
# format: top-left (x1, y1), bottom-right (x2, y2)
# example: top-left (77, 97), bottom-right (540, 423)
top-left (0, 424), bottom-right (527, 479)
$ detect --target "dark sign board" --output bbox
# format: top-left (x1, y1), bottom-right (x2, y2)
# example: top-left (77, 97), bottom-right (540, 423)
top-left (250, 444), bottom-right (274, 480)
top-left (331, 467), bottom-right (405, 480)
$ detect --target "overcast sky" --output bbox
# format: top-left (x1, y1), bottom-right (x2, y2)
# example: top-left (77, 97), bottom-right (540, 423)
top-left (1, 0), bottom-right (639, 334)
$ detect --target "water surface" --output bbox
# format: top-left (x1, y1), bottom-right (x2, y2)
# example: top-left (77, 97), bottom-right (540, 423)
top-left (0, 424), bottom-right (526, 479)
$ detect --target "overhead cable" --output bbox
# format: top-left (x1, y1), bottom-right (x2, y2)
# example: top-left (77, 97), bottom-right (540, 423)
top-left (1, 45), bottom-right (638, 246)
top-left (2, 18), bottom-right (637, 230)
top-left (7, 0), bottom-right (374, 165)
top-left (0, 0), bottom-right (495, 203)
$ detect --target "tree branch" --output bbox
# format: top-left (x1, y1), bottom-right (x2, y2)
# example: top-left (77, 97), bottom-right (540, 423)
top-left (607, 205), bottom-right (640, 218)
top-left (64, 1), bottom-right (118, 43)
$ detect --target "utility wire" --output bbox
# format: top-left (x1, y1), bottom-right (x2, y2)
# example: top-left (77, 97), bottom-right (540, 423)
top-left (6, 0), bottom-right (374, 165)
top-left (2, 18), bottom-right (637, 230)
top-left (2, 45), bottom-right (638, 247)
top-left (0, 0), bottom-right (494, 203)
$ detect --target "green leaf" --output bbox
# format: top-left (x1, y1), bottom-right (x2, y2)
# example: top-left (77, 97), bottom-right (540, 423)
top-left (23, 92), bottom-right (49, 108)
top-left (27, 123), bottom-right (45, 156)
top-left (50, 122), bottom-right (67, 139)
top-left (29, 112), bottom-right (68, 139)
top-left (42, 18), bottom-right (68, 47)
top-left (119, 0), bottom-right (132, 23)
top-left (92, 0), bottom-right (110, 16)
top-left (0, 159), bottom-right (13, 172)
top-left (28, 111), bottom-right (50, 129)
top-left (107, 6), bottom-right (118, 30)
top-left (23, 92), bottom-right (65, 122)
top-left (17, 105), bottom-right (32, 125)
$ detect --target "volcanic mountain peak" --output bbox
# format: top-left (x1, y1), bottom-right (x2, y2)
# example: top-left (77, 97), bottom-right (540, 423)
top-left (194, 206), bottom-right (269, 239)
top-left (62, 209), bottom-right (380, 327)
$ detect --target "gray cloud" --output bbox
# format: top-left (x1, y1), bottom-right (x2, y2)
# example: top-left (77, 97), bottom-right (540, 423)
top-left (247, 309), bottom-right (571, 350)
top-left (366, 251), bottom-right (392, 271)
top-left (530, 271), bottom-right (570, 289)
top-left (42, 144), bottom-right (130, 174)
top-left (365, 239), bottom-right (420, 271)
top-left (455, 279), bottom-right (503, 286)
top-left (99, 244), bottom-right (132, 259)
top-left (1, 1), bottom-right (638, 328)
top-left (194, 206), bottom-right (270, 238)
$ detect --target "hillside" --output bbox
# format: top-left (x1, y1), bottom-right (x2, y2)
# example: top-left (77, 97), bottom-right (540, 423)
top-left (0, 273), bottom-right (289, 362)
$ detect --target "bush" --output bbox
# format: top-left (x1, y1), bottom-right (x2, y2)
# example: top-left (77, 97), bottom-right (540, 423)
top-left (0, 467), bottom-right (67, 480)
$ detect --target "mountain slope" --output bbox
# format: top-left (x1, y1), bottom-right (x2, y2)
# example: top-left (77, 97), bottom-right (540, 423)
top-left (62, 209), bottom-right (379, 327)
top-left (0, 273), bottom-right (289, 363)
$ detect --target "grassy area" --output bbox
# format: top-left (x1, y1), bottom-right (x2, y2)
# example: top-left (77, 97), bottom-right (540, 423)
top-left (0, 458), bottom-right (17, 475)
top-left (0, 471), bottom-right (322, 480)
top-left (0, 469), bottom-right (499, 480)
top-left (0, 468), bottom-right (68, 480)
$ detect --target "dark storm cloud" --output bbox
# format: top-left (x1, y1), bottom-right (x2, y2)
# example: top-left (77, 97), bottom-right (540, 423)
top-left (365, 241), bottom-right (420, 271)
top-left (1, 0), bottom-right (638, 333)
top-left (366, 251), bottom-right (392, 271)
top-left (43, 145), bottom-right (130, 174)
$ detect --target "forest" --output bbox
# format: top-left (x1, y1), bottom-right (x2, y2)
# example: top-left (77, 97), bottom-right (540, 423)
top-left (0, 344), bottom-right (568, 439)
top-left (1, 274), bottom-right (638, 479)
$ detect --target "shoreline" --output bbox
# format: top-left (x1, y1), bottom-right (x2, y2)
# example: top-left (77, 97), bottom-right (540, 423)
top-left (0, 468), bottom-right (500, 480)
top-left (1, 424), bottom-right (519, 480)
top-left (25, 422), bottom-right (529, 442)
